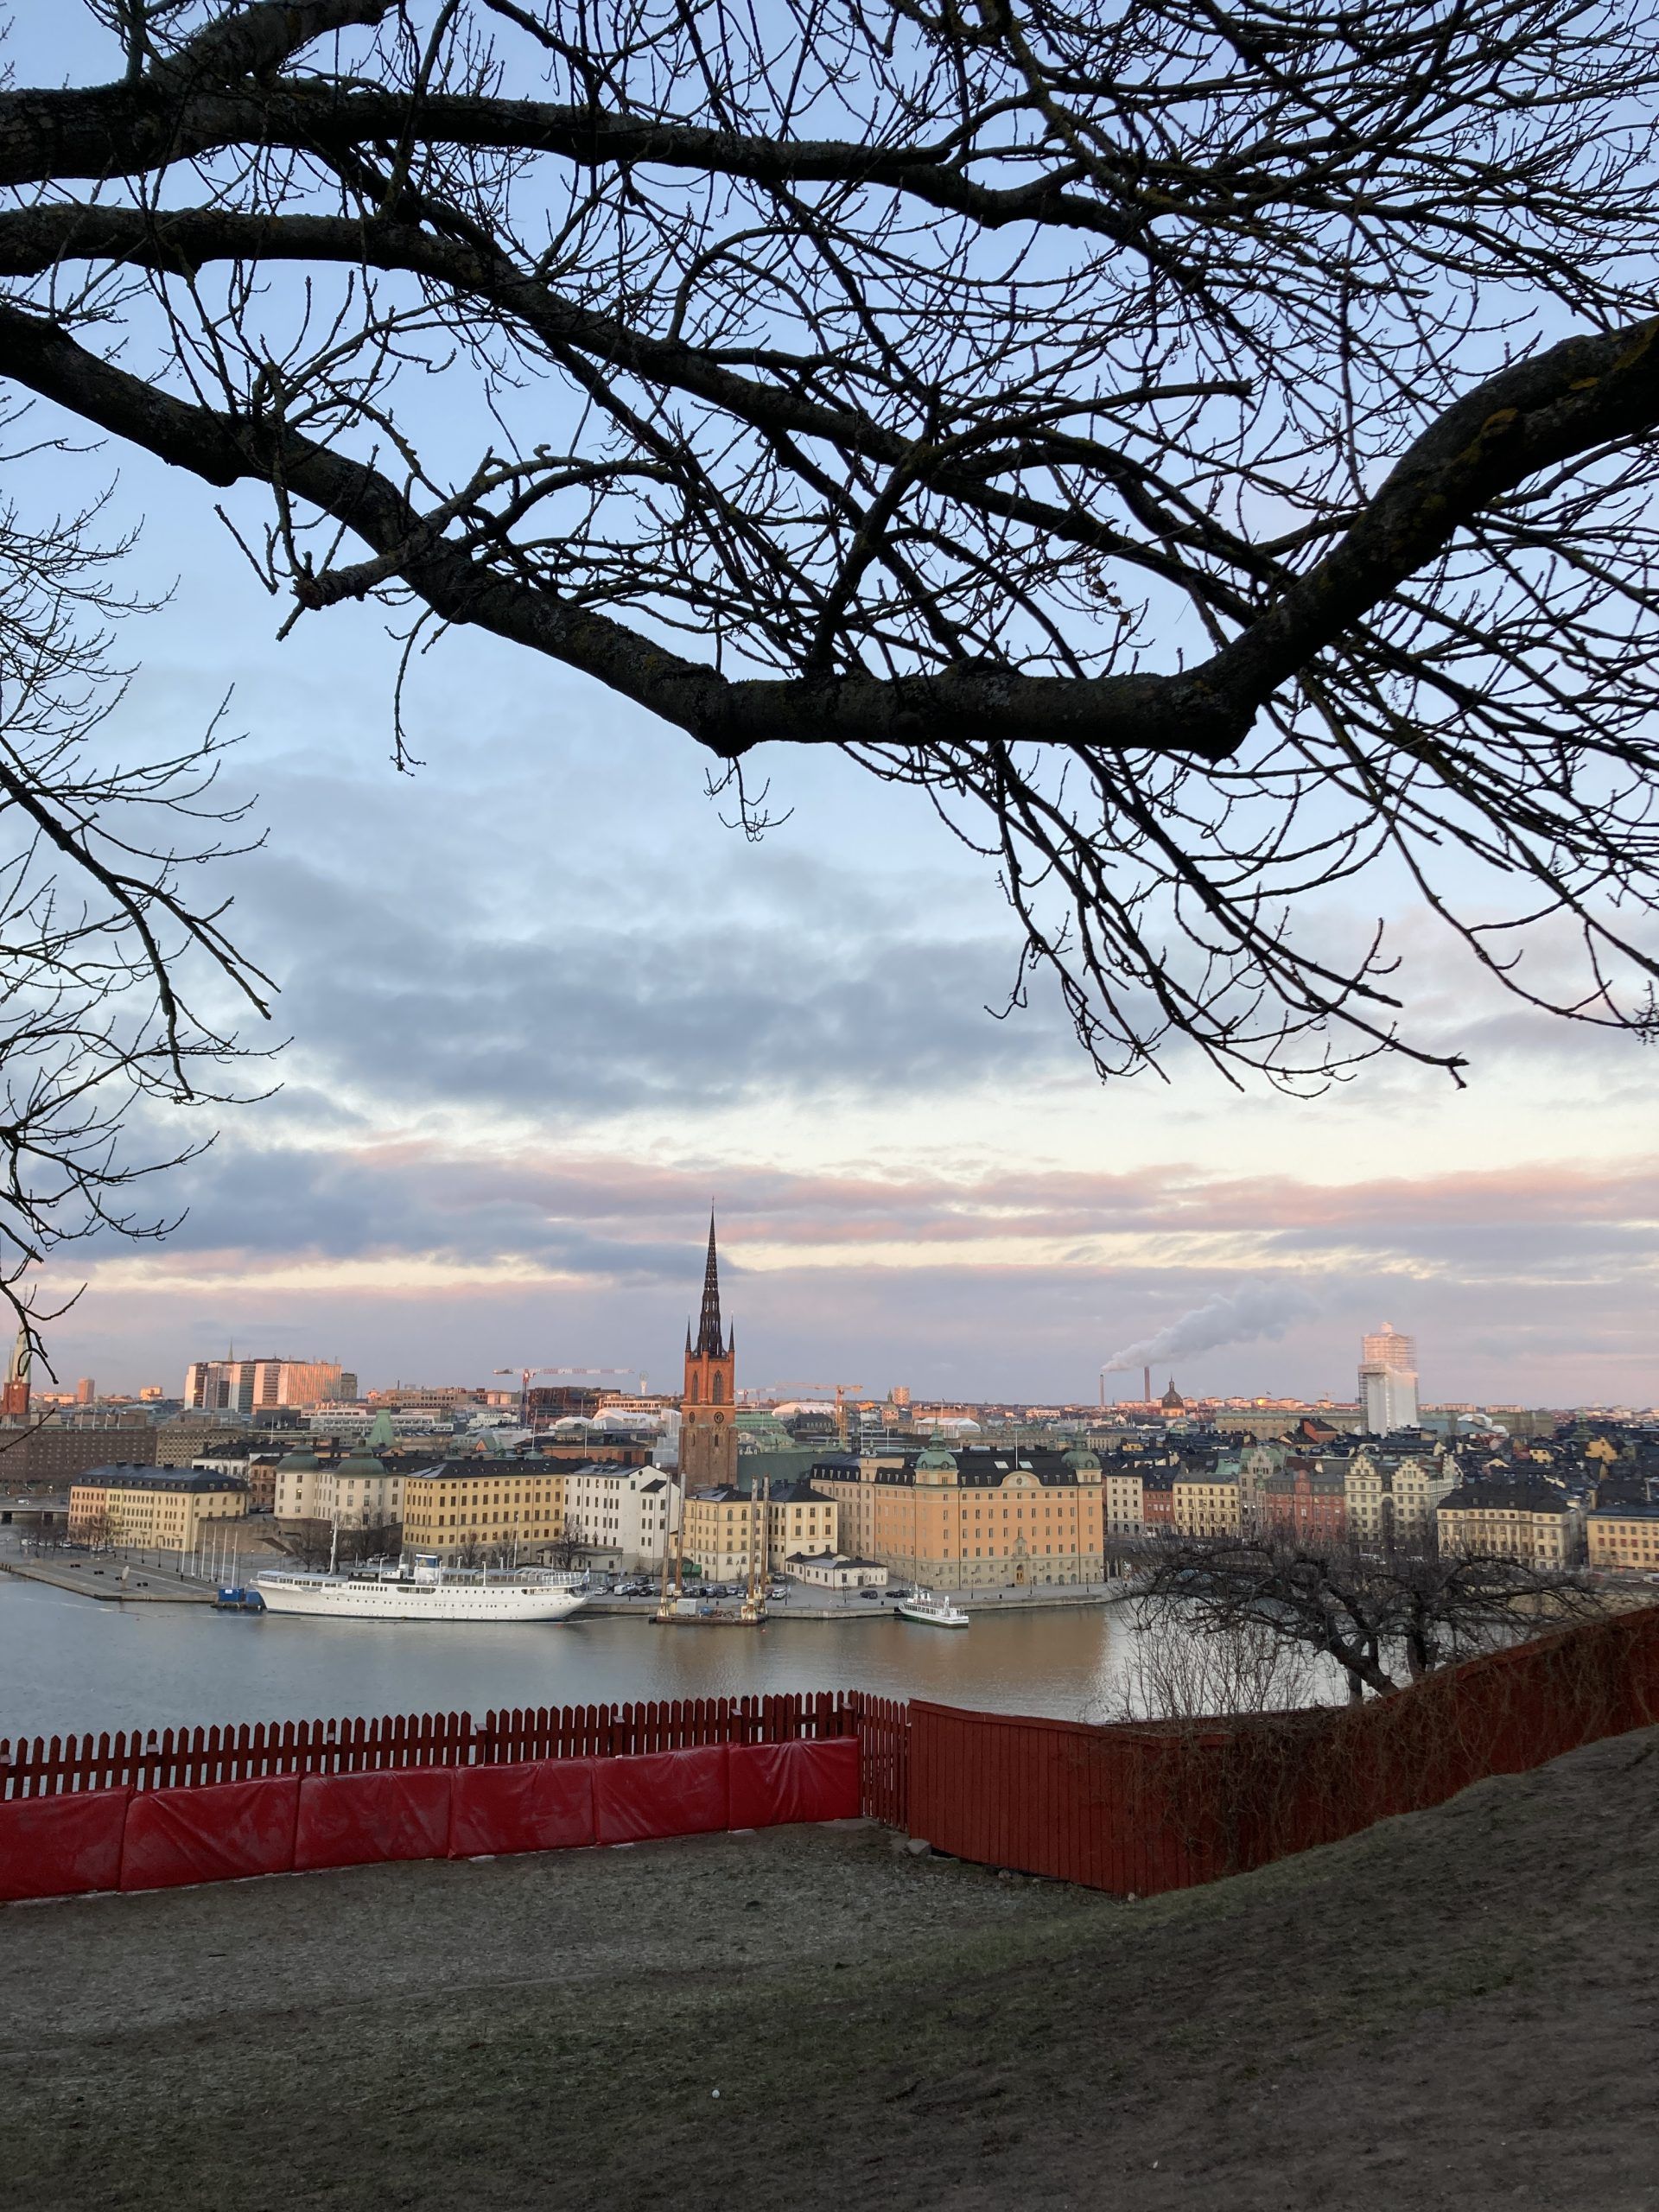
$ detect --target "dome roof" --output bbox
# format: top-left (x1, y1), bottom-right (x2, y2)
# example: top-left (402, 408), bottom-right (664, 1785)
top-left (334, 1452), bottom-right (385, 1476)
top-left (913, 1434), bottom-right (957, 1472)
top-left (279, 1450), bottom-right (320, 1471)
top-left (1062, 1447), bottom-right (1101, 1472)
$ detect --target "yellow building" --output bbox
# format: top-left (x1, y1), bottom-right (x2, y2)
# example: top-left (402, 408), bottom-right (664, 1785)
top-left (683, 1479), bottom-right (836, 1580)
top-left (1100, 1464), bottom-right (1145, 1538)
top-left (1344, 1452), bottom-right (1461, 1548)
top-left (400, 1459), bottom-right (569, 1560)
top-left (1172, 1471), bottom-right (1241, 1540)
top-left (1437, 1481), bottom-right (1580, 1567)
top-left (810, 1442), bottom-right (1107, 1591)
top-left (1586, 1506), bottom-right (1659, 1573)
top-left (69, 1465), bottom-right (247, 1552)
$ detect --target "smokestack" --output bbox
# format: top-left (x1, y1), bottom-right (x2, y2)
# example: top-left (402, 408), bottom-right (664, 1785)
top-left (1143, 1363), bottom-right (1151, 1406)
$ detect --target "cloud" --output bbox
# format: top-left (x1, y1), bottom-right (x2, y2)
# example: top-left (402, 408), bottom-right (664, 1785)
top-left (1102, 1281), bottom-right (1322, 1374)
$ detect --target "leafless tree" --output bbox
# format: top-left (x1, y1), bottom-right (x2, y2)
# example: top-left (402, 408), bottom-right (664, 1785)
top-left (542, 1515), bottom-right (586, 1570)
top-left (270, 1516), bottom-right (335, 1567)
top-left (1139, 1535), bottom-right (1604, 1700)
top-left (3, 3), bottom-right (1659, 1084)
top-left (74, 1505), bottom-right (117, 1554)
top-left (1107, 1605), bottom-right (1320, 1722)
top-left (336, 1518), bottom-right (402, 1565)
top-left (0, 429), bottom-right (269, 1362)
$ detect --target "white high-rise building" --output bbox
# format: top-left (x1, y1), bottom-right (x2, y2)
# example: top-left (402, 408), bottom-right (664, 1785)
top-left (1358, 1325), bottom-right (1420, 1433)
top-left (1363, 1325), bottom-right (1417, 1374)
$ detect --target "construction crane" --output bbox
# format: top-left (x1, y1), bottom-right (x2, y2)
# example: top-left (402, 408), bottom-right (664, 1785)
top-left (753, 1381), bottom-right (868, 1446)
top-left (493, 1364), bottom-right (645, 1426)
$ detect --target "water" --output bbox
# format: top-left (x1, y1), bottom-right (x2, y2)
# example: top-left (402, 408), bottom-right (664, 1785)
top-left (0, 1572), bottom-right (1144, 1741)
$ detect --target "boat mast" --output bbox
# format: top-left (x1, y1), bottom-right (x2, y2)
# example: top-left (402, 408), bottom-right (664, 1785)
top-left (658, 1474), bottom-right (677, 1614)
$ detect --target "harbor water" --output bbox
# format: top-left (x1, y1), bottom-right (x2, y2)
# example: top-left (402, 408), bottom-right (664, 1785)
top-left (0, 1567), bottom-right (1148, 1741)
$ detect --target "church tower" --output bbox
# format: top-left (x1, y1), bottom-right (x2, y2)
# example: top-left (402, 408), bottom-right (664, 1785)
top-left (680, 1211), bottom-right (737, 1490)
top-left (1, 1326), bottom-right (29, 1420)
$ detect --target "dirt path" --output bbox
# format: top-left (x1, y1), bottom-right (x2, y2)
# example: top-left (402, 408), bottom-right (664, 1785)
top-left (3, 1726), bottom-right (1656, 2210)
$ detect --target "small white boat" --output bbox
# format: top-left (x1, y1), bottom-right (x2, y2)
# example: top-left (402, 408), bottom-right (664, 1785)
top-left (896, 1589), bottom-right (969, 1629)
top-left (257, 1553), bottom-right (588, 1624)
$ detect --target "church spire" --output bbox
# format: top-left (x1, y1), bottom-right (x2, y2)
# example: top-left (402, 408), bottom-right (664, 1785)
top-left (695, 1209), bottom-right (728, 1357)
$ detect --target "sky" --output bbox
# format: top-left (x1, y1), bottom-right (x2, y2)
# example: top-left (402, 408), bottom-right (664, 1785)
top-left (12, 10), bottom-right (1659, 1409)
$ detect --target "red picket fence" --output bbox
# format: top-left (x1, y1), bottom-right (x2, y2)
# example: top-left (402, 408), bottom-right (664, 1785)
top-left (0, 1690), bottom-right (902, 1812)
top-left (907, 1603), bottom-right (1659, 1893)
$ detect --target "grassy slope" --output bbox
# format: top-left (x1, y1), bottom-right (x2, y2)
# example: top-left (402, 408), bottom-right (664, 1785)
top-left (3, 1725), bottom-right (1656, 2211)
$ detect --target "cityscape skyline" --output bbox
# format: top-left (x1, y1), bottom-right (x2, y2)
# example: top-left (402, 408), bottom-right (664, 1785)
top-left (29, 1290), bottom-right (1655, 1416)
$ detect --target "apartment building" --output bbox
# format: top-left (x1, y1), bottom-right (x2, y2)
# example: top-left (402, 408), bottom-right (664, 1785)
top-left (565, 1465), bottom-right (672, 1572)
top-left (1344, 1451), bottom-right (1461, 1549)
top-left (1262, 1459), bottom-right (1350, 1545)
top-left (398, 1459), bottom-right (569, 1560)
top-left (271, 1450), bottom-right (408, 1531)
top-left (1436, 1480), bottom-right (1581, 1567)
top-left (809, 1443), bottom-right (1107, 1590)
top-left (1585, 1503), bottom-right (1659, 1573)
top-left (1172, 1469), bottom-right (1241, 1540)
top-left (677, 1478), bottom-right (836, 1581)
top-left (69, 1465), bottom-right (247, 1551)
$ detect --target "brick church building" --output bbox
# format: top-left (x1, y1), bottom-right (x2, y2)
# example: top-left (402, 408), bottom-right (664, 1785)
top-left (680, 1214), bottom-right (737, 1489)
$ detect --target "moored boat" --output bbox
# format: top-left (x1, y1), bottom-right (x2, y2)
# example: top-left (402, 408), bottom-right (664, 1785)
top-left (896, 1589), bottom-right (969, 1628)
top-left (256, 1553), bottom-right (588, 1624)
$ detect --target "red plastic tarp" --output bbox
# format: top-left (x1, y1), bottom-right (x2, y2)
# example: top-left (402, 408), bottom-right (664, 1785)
top-left (120, 1776), bottom-right (301, 1892)
top-left (593, 1745), bottom-right (729, 1845)
top-left (728, 1737), bottom-right (861, 1830)
top-left (293, 1767), bottom-right (453, 1872)
top-left (0, 1788), bottom-right (130, 1901)
top-left (448, 1758), bottom-right (596, 1859)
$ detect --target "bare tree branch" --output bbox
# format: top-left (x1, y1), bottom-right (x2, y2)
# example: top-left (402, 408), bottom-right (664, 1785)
top-left (1, 0), bottom-right (1658, 1084)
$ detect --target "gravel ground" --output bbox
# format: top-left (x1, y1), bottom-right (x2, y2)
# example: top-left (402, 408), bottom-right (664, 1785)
top-left (3, 1726), bottom-right (1656, 2211)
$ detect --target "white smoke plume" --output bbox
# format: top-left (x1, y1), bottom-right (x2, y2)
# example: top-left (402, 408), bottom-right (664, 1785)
top-left (1102, 1281), bottom-right (1319, 1376)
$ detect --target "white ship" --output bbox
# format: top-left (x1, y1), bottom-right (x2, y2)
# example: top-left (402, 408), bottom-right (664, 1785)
top-left (257, 1554), bottom-right (588, 1624)
top-left (896, 1589), bottom-right (969, 1629)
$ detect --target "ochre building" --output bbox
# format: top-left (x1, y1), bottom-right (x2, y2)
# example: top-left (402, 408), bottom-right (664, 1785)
top-left (69, 1465), bottom-right (247, 1551)
top-left (682, 1478), bottom-right (837, 1581)
top-left (400, 1459), bottom-right (569, 1560)
top-left (1586, 1503), bottom-right (1659, 1572)
top-left (809, 1442), bottom-right (1109, 1590)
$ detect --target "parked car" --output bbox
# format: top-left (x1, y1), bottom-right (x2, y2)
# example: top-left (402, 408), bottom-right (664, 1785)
top-left (858, 1589), bottom-right (881, 1599)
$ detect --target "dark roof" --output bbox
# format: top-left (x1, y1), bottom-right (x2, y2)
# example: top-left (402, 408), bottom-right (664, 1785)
top-left (74, 1465), bottom-right (248, 1494)
top-left (403, 1459), bottom-right (563, 1482)
top-left (1439, 1480), bottom-right (1572, 1515)
top-left (1586, 1501), bottom-right (1659, 1521)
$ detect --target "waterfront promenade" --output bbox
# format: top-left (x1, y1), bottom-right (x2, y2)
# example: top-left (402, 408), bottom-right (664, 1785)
top-left (0, 1556), bottom-right (217, 1605)
top-left (3, 1726), bottom-right (1652, 2211)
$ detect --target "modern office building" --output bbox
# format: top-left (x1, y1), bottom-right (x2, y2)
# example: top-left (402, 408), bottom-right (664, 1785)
top-left (185, 1357), bottom-right (359, 1414)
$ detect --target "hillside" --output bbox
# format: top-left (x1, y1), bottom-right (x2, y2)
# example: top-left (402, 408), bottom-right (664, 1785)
top-left (3, 1723), bottom-right (1656, 2209)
